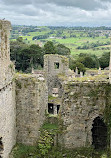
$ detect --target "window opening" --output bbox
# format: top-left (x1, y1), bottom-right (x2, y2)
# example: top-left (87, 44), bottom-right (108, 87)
top-left (57, 105), bottom-right (60, 114)
top-left (54, 62), bottom-right (59, 69)
top-left (48, 103), bottom-right (54, 114)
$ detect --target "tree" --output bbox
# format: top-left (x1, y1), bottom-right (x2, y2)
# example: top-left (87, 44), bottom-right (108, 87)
top-left (17, 48), bottom-right (30, 72)
top-left (10, 38), bottom-right (44, 72)
top-left (99, 52), bottom-right (110, 69)
top-left (80, 56), bottom-right (96, 68)
top-left (44, 41), bottom-right (57, 54)
top-left (69, 57), bottom-right (86, 73)
top-left (28, 44), bottom-right (44, 68)
top-left (78, 53), bottom-right (99, 68)
top-left (10, 39), bottom-right (28, 71)
top-left (16, 37), bottom-right (23, 43)
top-left (56, 44), bottom-right (71, 56)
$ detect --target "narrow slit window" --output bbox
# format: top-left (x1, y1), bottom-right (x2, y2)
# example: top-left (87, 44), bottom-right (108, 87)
top-left (0, 137), bottom-right (3, 157)
top-left (57, 105), bottom-right (60, 114)
top-left (54, 62), bottom-right (59, 69)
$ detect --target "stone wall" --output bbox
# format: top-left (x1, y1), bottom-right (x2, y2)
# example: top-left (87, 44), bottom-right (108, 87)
top-left (0, 20), bottom-right (16, 158)
top-left (59, 81), bottom-right (110, 148)
top-left (0, 20), bottom-right (14, 89)
top-left (0, 82), bottom-right (16, 158)
top-left (16, 74), bottom-right (48, 145)
top-left (0, 19), bottom-right (111, 157)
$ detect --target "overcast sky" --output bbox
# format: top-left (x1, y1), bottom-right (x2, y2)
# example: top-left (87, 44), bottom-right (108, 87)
top-left (1, 0), bottom-right (111, 26)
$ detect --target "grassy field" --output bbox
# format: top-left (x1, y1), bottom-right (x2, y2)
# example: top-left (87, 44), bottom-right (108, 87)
top-left (22, 36), bottom-right (110, 57)
top-left (11, 26), bottom-right (110, 57)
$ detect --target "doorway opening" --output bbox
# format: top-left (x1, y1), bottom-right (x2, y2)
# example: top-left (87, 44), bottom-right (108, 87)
top-left (91, 116), bottom-right (107, 149)
top-left (48, 103), bottom-right (54, 114)
top-left (57, 105), bottom-right (60, 114)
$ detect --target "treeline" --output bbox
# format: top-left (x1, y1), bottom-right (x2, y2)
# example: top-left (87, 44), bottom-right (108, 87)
top-left (11, 25), bottom-right (111, 41)
top-left (10, 37), bottom-right (70, 72)
top-left (70, 52), bottom-right (110, 73)
top-left (77, 41), bottom-right (110, 50)
top-left (48, 26), bottom-right (111, 31)
top-left (32, 34), bottom-right (49, 40)
top-left (10, 37), bottom-right (110, 73)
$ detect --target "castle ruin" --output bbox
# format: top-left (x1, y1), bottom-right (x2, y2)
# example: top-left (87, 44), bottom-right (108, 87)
top-left (0, 20), bottom-right (16, 158)
top-left (1, 20), bottom-right (111, 157)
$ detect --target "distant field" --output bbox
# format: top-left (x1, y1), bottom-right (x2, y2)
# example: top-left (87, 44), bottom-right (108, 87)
top-left (11, 26), bottom-right (111, 57)
top-left (44, 37), bottom-right (110, 57)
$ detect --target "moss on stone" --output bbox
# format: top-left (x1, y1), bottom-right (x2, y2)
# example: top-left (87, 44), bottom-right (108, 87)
top-left (15, 80), bottom-right (22, 89)
top-left (61, 56), bottom-right (69, 66)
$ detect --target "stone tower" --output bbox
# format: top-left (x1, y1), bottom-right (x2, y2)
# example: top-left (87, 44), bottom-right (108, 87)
top-left (0, 20), bottom-right (13, 87)
top-left (44, 54), bottom-right (69, 95)
top-left (0, 20), bottom-right (16, 158)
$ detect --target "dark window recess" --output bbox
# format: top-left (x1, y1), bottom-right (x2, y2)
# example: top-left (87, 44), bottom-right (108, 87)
top-left (0, 137), bottom-right (3, 158)
top-left (91, 116), bottom-right (107, 149)
top-left (57, 105), bottom-right (60, 114)
top-left (54, 62), bottom-right (59, 69)
top-left (0, 137), bottom-right (3, 152)
top-left (48, 103), bottom-right (54, 114)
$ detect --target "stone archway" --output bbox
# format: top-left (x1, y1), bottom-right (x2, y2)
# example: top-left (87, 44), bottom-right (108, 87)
top-left (91, 116), bottom-right (107, 149)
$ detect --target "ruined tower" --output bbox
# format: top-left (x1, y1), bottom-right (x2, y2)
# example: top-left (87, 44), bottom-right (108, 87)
top-left (44, 54), bottom-right (69, 96)
top-left (0, 20), bottom-right (16, 158)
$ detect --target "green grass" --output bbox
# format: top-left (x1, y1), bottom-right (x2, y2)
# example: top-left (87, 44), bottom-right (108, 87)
top-left (11, 144), bottom-right (38, 158)
top-left (11, 28), bottom-right (110, 57)
top-left (44, 36), bottom-right (110, 57)
top-left (42, 123), bottom-right (59, 130)
top-left (11, 144), bottom-right (111, 158)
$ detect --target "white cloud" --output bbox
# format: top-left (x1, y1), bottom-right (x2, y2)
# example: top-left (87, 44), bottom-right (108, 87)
top-left (0, 0), bottom-right (111, 26)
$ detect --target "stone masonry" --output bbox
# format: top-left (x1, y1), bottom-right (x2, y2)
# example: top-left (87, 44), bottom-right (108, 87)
top-left (59, 81), bottom-right (109, 148)
top-left (44, 54), bottom-right (69, 96)
top-left (0, 20), bottom-right (16, 158)
top-left (15, 75), bottom-right (48, 145)
top-left (1, 19), bottom-right (111, 157)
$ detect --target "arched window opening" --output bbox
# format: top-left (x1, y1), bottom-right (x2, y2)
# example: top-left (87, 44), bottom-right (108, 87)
top-left (91, 116), bottom-right (107, 149)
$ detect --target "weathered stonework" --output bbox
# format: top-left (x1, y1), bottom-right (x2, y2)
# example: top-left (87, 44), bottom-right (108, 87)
top-left (0, 20), bottom-right (16, 158)
top-left (1, 19), bottom-right (111, 157)
top-left (15, 74), bottom-right (48, 145)
top-left (44, 54), bottom-right (69, 96)
top-left (59, 81), bottom-right (110, 148)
